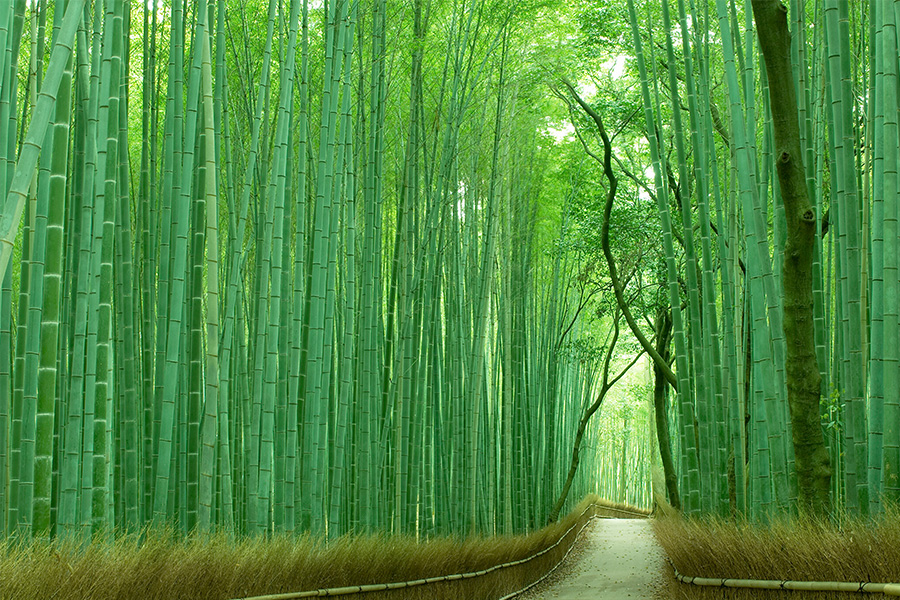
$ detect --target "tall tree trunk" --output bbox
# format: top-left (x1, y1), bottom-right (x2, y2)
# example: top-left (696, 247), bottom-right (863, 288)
top-left (653, 306), bottom-right (680, 510)
top-left (750, 0), bottom-right (830, 514)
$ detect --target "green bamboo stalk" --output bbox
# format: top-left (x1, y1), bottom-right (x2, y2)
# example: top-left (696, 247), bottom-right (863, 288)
top-left (74, 0), bottom-right (110, 535)
top-left (467, 25), bottom-right (506, 531)
top-left (4, 3), bottom-right (30, 535)
top-left (137, 5), bottom-right (155, 511)
top-left (0, 0), bottom-right (20, 533)
top-left (285, 0), bottom-right (309, 534)
top-left (84, 0), bottom-right (128, 534)
top-left (825, 0), bottom-right (867, 513)
top-left (328, 0), bottom-right (358, 537)
top-left (198, 21), bottom-right (221, 530)
top-left (153, 0), bottom-right (204, 525)
top-left (880, 0), bottom-right (900, 501)
top-left (0, 1), bottom-right (26, 212)
top-left (301, 0), bottom-right (347, 535)
top-left (626, 0), bottom-right (700, 513)
top-left (715, 0), bottom-right (793, 513)
top-left (210, 0), bottom-right (277, 531)
top-left (0, 0), bottom-right (85, 278)
top-left (867, 0), bottom-right (886, 511)
top-left (658, 0), bottom-right (716, 513)
top-left (18, 143), bottom-right (47, 537)
top-left (0, 264), bottom-right (9, 533)
top-left (15, 0), bottom-right (53, 538)
top-left (677, 0), bottom-right (730, 515)
top-left (31, 7), bottom-right (73, 534)
top-left (58, 20), bottom-right (95, 536)
top-left (254, 0), bottom-right (303, 534)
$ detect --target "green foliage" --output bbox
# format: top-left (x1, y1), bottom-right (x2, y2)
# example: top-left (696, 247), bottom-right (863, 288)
top-left (0, 0), bottom-right (639, 542)
top-left (564, 0), bottom-right (899, 520)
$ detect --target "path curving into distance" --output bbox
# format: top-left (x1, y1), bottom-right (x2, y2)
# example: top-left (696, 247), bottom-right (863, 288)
top-left (518, 518), bottom-right (665, 600)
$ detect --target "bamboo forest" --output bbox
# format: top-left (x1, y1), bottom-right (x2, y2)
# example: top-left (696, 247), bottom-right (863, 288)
top-left (1, 0), bottom-right (900, 576)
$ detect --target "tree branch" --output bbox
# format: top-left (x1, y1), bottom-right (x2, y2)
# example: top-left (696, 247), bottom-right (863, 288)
top-left (561, 78), bottom-right (679, 390)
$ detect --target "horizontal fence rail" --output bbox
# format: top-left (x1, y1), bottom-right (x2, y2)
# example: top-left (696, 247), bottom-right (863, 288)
top-left (498, 506), bottom-right (604, 600)
top-left (672, 564), bottom-right (900, 596)
top-left (231, 502), bottom-right (647, 600)
top-left (590, 505), bottom-right (649, 518)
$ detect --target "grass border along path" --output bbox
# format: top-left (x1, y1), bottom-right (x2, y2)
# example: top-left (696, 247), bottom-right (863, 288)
top-left (1, 496), bottom-right (648, 600)
top-left (654, 508), bottom-right (900, 600)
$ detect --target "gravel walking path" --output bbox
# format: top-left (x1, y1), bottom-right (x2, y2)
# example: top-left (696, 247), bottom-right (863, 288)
top-left (517, 518), bottom-right (665, 600)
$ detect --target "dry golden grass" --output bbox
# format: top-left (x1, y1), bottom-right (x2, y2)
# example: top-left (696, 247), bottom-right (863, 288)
top-left (653, 506), bottom-right (900, 600)
top-left (0, 497), bottom-right (646, 600)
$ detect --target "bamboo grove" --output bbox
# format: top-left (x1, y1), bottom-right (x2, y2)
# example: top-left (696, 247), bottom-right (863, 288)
top-left (0, 0), bottom-right (641, 540)
top-left (576, 0), bottom-right (900, 520)
top-left (4, 0), bottom-right (895, 545)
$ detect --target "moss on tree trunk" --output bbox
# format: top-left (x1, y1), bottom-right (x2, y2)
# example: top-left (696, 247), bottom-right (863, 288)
top-left (750, 0), bottom-right (831, 514)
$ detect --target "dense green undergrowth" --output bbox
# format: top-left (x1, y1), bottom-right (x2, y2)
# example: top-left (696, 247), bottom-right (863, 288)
top-left (1, 496), bottom-right (647, 600)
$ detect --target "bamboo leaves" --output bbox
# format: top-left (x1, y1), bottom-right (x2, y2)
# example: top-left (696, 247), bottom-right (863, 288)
top-left (0, 0), bottom-right (664, 541)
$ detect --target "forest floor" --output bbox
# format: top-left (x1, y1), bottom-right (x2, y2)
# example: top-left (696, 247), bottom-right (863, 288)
top-left (516, 518), bottom-right (665, 600)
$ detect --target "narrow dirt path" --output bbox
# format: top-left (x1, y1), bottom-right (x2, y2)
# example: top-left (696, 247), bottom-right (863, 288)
top-left (518, 518), bottom-right (665, 600)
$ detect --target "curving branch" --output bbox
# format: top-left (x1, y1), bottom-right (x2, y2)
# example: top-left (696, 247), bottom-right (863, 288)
top-left (547, 306), bottom-right (646, 523)
top-left (560, 78), bottom-right (678, 390)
